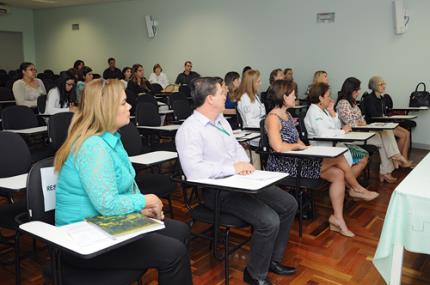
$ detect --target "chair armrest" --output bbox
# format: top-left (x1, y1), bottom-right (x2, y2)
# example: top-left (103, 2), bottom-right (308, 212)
top-left (15, 212), bottom-right (29, 225)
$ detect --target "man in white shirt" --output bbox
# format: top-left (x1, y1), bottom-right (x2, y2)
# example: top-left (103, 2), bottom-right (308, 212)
top-left (176, 77), bottom-right (298, 285)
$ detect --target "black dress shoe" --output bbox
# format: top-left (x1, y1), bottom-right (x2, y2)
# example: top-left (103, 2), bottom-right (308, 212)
top-left (243, 267), bottom-right (272, 285)
top-left (269, 261), bottom-right (297, 275)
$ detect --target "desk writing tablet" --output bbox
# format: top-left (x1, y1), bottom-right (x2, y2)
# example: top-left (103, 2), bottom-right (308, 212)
top-left (309, 132), bottom-right (375, 142)
top-left (372, 115), bottom-right (417, 120)
top-left (188, 170), bottom-right (288, 191)
top-left (129, 151), bottom-right (177, 166)
top-left (352, 122), bottom-right (398, 131)
top-left (4, 126), bottom-right (48, 134)
top-left (20, 219), bottom-right (164, 258)
top-left (136, 125), bottom-right (180, 131)
top-left (0, 173), bottom-right (28, 190)
top-left (284, 146), bottom-right (347, 158)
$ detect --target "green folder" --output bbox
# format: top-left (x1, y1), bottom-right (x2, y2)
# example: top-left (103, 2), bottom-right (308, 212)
top-left (86, 212), bottom-right (163, 236)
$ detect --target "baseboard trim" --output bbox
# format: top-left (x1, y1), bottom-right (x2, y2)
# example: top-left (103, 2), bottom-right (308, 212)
top-left (412, 143), bottom-right (430, 150)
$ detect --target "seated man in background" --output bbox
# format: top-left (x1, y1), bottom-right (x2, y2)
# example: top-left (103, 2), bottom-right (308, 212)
top-left (175, 61), bottom-right (200, 85)
top-left (103, 57), bottom-right (122, 79)
top-left (176, 77), bottom-right (298, 285)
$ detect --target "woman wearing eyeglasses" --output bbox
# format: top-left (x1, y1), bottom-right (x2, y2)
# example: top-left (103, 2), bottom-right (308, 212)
top-left (45, 71), bottom-right (77, 115)
top-left (12, 62), bottom-right (46, 108)
top-left (362, 76), bottom-right (411, 161)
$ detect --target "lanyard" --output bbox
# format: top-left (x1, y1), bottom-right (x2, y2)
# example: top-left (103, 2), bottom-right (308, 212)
top-left (210, 121), bottom-right (230, 136)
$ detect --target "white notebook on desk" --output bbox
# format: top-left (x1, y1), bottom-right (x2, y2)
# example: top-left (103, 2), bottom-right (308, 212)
top-left (189, 170), bottom-right (288, 191)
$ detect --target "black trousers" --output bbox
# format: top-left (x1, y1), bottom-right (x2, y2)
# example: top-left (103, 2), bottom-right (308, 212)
top-left (62, 219), bottom-right (193, 285)
top-left (203, 186), bottom-right (298, 280)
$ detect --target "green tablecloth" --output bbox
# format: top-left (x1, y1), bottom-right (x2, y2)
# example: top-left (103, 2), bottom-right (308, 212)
top-left (373, 153), bottom-right (430, 284)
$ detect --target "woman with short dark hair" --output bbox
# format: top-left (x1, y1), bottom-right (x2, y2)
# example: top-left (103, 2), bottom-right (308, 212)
top-left (223, 71), bottom-right (240, 115)
top-left (149, 64), bottom-right (169, 89)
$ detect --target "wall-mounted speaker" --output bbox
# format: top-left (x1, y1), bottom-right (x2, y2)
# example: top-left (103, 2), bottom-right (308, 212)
top-left (145, 15), bottom-right (158, 38)
top-left (393, 0), bottom-right (409, 34)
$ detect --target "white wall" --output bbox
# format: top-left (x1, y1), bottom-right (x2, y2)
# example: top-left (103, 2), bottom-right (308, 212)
top-left (0, 6), bottom-right (35, 65)
top-left (33, 0), bottom-right (430, 146)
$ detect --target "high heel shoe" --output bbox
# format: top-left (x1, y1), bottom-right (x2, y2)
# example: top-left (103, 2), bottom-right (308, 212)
top-left (348, 188), bottom-right (379, 201)
top-left (392, 154), bottom-right (414, 169)
top-left (379, 173), bottom-right (398, 183)
top-left (328, 215), bottom-right (355, 237)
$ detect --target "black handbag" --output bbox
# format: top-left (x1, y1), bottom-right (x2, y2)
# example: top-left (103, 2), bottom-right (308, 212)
top-left (409, 82), bottom-right (430, 107)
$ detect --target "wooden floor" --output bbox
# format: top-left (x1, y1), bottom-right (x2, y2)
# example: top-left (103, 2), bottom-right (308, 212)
top-left (1, 149), bottom-right (430, 285)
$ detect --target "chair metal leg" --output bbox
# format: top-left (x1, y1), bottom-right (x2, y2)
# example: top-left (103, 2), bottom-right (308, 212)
top-left (224, 229), bottom-right (230, 285)
top-left (298, 190), bottom-right (303, 238)
top-left (167, 195), bottom-right (174, 219)
top-left (15, 231), bottom-right (21, 285)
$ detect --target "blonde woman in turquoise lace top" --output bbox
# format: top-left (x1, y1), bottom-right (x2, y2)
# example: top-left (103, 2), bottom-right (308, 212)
top-left (54, 79), bottom-right (193, 284)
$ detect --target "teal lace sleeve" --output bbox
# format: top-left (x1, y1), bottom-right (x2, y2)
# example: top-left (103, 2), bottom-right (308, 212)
top-left (75, 137), bottom-right (146, 216)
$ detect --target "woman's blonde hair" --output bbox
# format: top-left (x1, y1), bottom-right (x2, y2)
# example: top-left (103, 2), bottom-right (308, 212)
top-left (237, 69), bottom-right (261, 103)
top-left (312, 70), bottom-right (327, 84)
top-left (54, 79), bottom-right (124, 172)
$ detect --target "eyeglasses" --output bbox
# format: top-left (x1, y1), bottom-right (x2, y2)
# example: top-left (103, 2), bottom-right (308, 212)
top-left (66, 82), bottom-right (75, 87)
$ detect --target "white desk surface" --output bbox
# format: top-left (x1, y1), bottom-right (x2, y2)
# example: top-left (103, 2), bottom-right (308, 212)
top-left (129, 151), bottom-right (177, 166)
top-left (136, 124), bottom-right (180, 131)
top-left (372, 115), bottom-right (417, 120)
top-left (159, 109), bottom-right (174, 115)
top-left (233, 130), bottom-right (261, 141)
top-left (309, 131), bottom-right (375, 141)
top-left (19, 220), bottom-right (164, 257)
top-left (290, 105), bottom-right (307, 109)
top-left (353, 122), bottom-right (398, 130)
top-left (395, 153), bottom-right (430, 198)
top-left (392, 106), bottom-right (429, 111)
top-left (4, 126), bottom-right (48, 134)
top-left (0, 100), bottom-right (16, 104)
top-left (0, 173), bottom-right (28, 190)
top-left (188, 170), bottom-right (288, 191)
top-left (284, 146), bottom-right (347, 158)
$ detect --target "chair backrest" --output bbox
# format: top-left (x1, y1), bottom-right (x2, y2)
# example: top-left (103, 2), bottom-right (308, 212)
top-left (150, 83), bottom-right (163, 93)
top-left (258, 119), bottom-right (270, 169)
top-left (136, 94), bottom-right (158, 107)
top-left (48, 112), bottom-right (73, 151)
top-left (359, 91), bottom-right (370, 115)
top-left (179, 85), bottom-right (191, 97)
top-left (135, 102), bottom-right (161, 126)
top-left (0, 132), bottom-right (31, 178)
top-left (169, 92), bottom-right (188, 108)
top-left (37, 95), bottom-right (47, 114)
top-left (296, 113), bottom-right (310, 145)
top-left (236, 107), bottom-right (243, 129)
top-left (0, 86), bottom-right (14, 101)
top-left (172, 99), bottom-right (192, 120)
top-left (118, 122), bottom-right (143, 156)
top-left (382, 93), bottom-right (393, 115)
top-left (1, 105), bottom-right (39, 130)
top-left (125, 89), bottom-right (137, 115)
top-left (26, 157), bottom-right (55, 224)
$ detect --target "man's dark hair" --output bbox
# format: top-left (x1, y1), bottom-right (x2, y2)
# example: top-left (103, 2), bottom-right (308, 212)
top-left (108, 57), bottom-right (115, 63)
top-left (190, 77), bottom-right (219, 108)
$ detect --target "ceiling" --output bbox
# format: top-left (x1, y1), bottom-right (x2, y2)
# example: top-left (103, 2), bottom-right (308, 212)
top-left (0, 0), bottom-right (129, 9)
